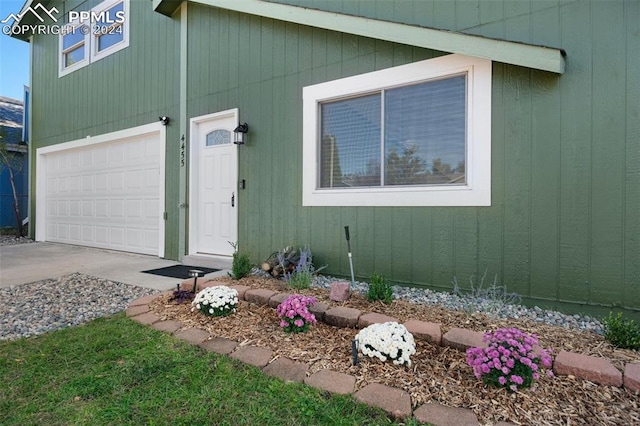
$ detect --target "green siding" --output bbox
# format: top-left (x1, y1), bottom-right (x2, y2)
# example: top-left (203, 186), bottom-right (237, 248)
top-left (28, 0), bottom-right (640, 313)
top-left (29, 0), bottom-right (181, 258)
top-left (183, 1), bottom-right (639, 312)
top-left (625, 0), bottom-right (640, 309)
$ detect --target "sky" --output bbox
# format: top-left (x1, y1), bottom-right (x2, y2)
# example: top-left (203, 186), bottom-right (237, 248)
top-left (0, 0), bottom-right (31, 101)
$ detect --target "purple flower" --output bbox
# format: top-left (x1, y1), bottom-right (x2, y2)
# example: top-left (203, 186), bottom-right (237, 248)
top-left (465, 327), bottom-right (554, 391)
top-left (276, 294), bottom-right (317, 333)
top-left (510, 375), bottom-right (524, 385)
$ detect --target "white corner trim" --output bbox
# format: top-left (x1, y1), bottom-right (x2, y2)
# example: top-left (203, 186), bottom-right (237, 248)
top-left (191, 0), bottom-right (564, 74)
top-left (35, 122), bottom-right (166, 257)
top-left (302, 54), bottom-right (492, 207)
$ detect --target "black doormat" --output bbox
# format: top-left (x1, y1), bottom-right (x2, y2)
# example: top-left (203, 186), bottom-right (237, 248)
top-left (141, 265), bottom-right (220, 279)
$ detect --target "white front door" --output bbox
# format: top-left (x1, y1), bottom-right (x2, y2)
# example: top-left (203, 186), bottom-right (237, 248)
top-left (189, 110), bottom-right (238, 257)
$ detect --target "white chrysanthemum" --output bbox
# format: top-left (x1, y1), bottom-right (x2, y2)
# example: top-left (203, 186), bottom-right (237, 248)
top-left (355, 322), bottom-right (416, 366)
top-left (192, 286), bottom-right (239, 316)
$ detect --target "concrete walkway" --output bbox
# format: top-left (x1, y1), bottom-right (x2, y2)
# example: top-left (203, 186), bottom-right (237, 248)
top-left (0, 242), bottom-right (228, 291)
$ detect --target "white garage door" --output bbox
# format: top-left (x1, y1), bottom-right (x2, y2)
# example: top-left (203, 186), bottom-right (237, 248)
top-left (41, 129), bottom-right (163, 256)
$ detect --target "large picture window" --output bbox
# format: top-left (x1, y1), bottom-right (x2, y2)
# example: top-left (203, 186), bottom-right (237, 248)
top-left (303, 54), bottom-right (492, 206)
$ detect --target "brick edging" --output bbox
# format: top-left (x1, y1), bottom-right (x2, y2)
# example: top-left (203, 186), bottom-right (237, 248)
top-left (126, 286), bottom-right (639, 424)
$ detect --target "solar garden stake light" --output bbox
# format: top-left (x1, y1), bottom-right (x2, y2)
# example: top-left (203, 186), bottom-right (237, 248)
top-left (189, 269), bottom-right (205, 293)
top-left (344, 226), bottom-right (356, 288)
top-left (352, 339), bottom-right (359, 365)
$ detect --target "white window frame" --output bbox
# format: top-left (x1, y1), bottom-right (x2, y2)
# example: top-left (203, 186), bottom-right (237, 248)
top-left (59, 20), bottom-right (90, 77)
top-left (58, 0), bottom-right (129, 77)
top-left (90, 0), bottom-right (130, 63)
top-left (302, 54), bottom-right (492, 207)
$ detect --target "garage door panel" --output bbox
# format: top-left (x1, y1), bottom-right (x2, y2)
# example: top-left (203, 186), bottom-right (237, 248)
top-left (95, 200), bottom-right (108, 217)
top-left (96, 173), bottom-right (108, 191)
top-left (145, 168), bottom-right (160, 188)
top-left (82, 175), bottom-right (93, 191)
top-left (126, 170), bottom-right (142, 188)
top-left (96, 227), bottom-right (108, 243)
top-left (110, 199), bottom-right (124, 218)
top-left (111, 228), bottom-right (125, 246)
top-left (69, 225), bottom-right (81, 241)
top-left (145, 229), bottom-right (159, 249)
top-left (69, 200), bottom-right (81, 216)
top-left (82, 226), bottom-right (93, 242)
top-left (109, 144), bottom-right (125, 164)
top-left (44, 132), bottom-right (162, 256)
top-left (126, 229), bottom-right (142, 248)
top-left (126, 199), bottom-right (142, 219)
top-left (110, 172), bottom-right (124, 191)
top-left (58, 176), bottom-right (68, 193)
top-left (81, 150), bottom-right (92, 167)
top-left (82, 200), bottom-right (94, 217)
top-left (69, 175), bottom-right (81, 192)
top-left (145, 199), bottom-right (158, 218)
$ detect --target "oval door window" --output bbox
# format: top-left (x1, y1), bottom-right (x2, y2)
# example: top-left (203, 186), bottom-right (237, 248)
top-left (205, 129), bottom-right (231, 146)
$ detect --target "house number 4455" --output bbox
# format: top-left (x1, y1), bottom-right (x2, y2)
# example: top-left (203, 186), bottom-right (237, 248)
top-left (180, 135), bottom-right (186, 167)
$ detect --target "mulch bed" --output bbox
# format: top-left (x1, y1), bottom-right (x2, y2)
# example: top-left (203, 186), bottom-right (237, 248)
top-left (147, 275), bottom-right (640, 425)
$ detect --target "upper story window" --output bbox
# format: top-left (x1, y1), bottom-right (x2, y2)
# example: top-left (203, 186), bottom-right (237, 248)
top-left (59, 21), bottom-right (89, 76)
top-left (302, 54), bottom-right (492, 207)
top-left (59, 0), bottom-right (129, 77)
top-left (91, 0), bottom-right (129, 61)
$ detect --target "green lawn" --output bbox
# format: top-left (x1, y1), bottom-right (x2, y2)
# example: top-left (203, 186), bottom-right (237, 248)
top-left (0, 313), bottom-right (417, 425)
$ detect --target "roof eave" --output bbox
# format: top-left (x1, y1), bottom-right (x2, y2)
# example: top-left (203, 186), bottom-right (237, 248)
top-left (162, 0), bottom-right (565, 74)
top-left (152, 0), bottom-right (182, 17)
top-left (10, 0), bottom-right (49, 41)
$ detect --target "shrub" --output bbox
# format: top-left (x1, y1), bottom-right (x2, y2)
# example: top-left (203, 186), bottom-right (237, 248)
top-left (169, 289), bottom-right (194, 304)
top-left (277, 294), bottom-right (317, 333)
top-left (452, 269), bottom-right (521, 315)
top-left (466, 327), bottom-right (553, 392)
top-left (366, 272), bottom-right (393, 304)
top-left (192, 286), bottom-right (238, 317)
top-left (228, 242), bottom-right (253, 280)
top-left (282, 247), bottom-right (325, 290)
top-left (602, 312), bottom-right (640, 350)
top-left (355, 322), bottom-right (416, 366)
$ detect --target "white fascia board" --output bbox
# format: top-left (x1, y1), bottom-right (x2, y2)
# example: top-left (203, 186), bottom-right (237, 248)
top-left (190, 0), bottom-right (565, 74)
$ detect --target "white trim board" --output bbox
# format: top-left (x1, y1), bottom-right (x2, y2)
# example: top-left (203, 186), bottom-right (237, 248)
top-left (168, 0), bottom-right (565, 74)
top-left (302, 54), bottom-right (492, 207)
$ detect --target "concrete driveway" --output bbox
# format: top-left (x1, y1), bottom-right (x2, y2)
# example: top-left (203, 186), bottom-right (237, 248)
top-left (0, 242), bottom-right (201, 291)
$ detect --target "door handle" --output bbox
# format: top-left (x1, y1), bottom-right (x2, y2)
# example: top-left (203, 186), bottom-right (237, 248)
top-left (231, 192), bottom-right (235, 207)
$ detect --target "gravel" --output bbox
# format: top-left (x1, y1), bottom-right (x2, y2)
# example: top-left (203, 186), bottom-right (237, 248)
top-left (0, 234), bottom-right (602, 341)
top-left (309, 274), bottom-right (604, 335)
top-left (0, 235), bottom-right (34, 246)
top-left (0, 273), bottom-right (158, 341)
top-left (252, 268), bottom-right (604, 334)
